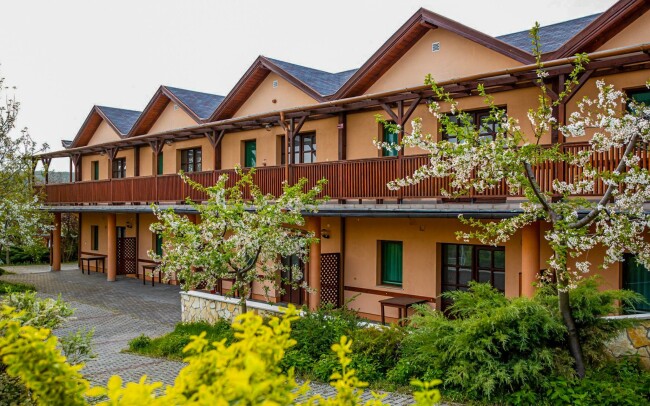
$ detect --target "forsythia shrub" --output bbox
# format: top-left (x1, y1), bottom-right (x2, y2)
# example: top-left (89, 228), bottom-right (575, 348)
top-left (1, 304), bottom-right (442, 405)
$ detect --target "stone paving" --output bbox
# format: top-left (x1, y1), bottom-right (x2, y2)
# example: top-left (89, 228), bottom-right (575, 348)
top-left (0, 265), bottom-right (417, 404)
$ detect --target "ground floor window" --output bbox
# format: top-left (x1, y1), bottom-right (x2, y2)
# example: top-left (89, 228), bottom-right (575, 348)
top-left (91, 225), bottom-right (99, 250)
top-left (380, 240), bottom-right (403, 286)
top-left (623, 254), bottom-right (650, 313)
top-left (442, 243), bottom-right (505, 293)
top-left (154, 233), bottom-right (163, 256)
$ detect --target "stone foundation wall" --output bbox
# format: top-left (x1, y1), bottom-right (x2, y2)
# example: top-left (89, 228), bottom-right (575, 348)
top-left (604, 315), bottom-right (650, 369)
top-left (180, 291), bottom-right (285, 324)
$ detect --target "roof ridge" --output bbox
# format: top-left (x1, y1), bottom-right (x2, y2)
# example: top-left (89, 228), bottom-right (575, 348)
top-left (164, 85), bottom-right (225, 98)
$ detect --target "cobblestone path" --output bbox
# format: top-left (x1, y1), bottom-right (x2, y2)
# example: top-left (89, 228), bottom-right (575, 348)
top-left (1, 265), bottom-right (416, 404)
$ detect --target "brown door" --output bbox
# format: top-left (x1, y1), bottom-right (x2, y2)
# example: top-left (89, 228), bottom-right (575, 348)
top-left (116, 235), bottom-right (136, 275)
top-left (280, 255), bottom-right (305, 305)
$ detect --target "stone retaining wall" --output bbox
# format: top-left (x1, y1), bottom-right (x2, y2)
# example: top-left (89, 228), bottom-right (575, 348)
top-left (604, 315), bottom-right (650, 369)
top-left (180, 291), bottom-right (285, 324)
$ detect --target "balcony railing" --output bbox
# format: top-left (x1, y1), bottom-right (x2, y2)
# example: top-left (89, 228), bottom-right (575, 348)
top-left (42, 142), bottom-right (649, 205)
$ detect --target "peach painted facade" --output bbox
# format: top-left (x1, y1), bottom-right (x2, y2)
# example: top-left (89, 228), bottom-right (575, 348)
top-left (43, 1), bottom-right (650, 320)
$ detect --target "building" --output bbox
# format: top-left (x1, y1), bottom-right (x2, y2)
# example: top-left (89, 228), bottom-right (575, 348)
top-left (39, 0), bottom-right (650, 321)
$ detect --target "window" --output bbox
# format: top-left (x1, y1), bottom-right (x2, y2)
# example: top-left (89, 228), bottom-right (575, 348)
top-left (154, 233), bottom-right (163, 256)
top-left (442, 108), bottom-right (501, 143)
top-left (279, 136), bottom-right (286, 165)
top-left (90, 225), bottom-right (99, 251)
top-left (380, 241), bottom-right (403, 286)
top-left (180, 148), bottom-right (202, 173)
top-left (293, 133), bottom-right (316, 164)
top-left (442, 244), bottom-right (505, 293)
top-left (91, 161), bottom-right (99, 181)
top-left (112, 158), bottom-right (126, 179)
top-left (244, 140), bottom-right (257, 168)
top-left (629, 88), bottom-right (650, 107)
top-left (157, 153), bottom-right (164, 175)
top-left (116, 226), bottom-right (126, 239)
top-left (381, 122), bottom-right (399, 157)
top-left (623, 254), bottom-right (650, 313)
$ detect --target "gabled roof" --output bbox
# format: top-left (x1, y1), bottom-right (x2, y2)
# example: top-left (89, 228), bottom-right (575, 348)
top-left (165, 86), bottom-right (225, 120)
top-left (68, 105), bottom-right (141, 148)
top-left (265, 58), bottom-right (357, 96)
top-left (550, 0), bottom-right (650, 58)
top-left (128, 85), bottom-right (224, 136)
top-left (497, 14), bottom-right (602, 55)
top-left (209, 56), bottom-right (352, 121)
top-left (334, 7), bottom-right (535, 98)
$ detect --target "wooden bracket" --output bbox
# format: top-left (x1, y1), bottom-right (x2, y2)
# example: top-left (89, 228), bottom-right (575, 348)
top-left (105, 147), bottom-right (120, 161)
top-left (147, 140), bottom-right (165, 155)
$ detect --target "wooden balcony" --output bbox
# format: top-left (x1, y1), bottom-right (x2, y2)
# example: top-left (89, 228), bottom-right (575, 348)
top-left (42, 142), bottom-right (650, 205)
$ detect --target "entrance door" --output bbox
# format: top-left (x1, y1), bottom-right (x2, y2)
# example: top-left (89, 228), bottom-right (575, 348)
top-left (280, 254), bottom-right (305, 305)
top-left (116, 227), bottom-right (136, 276)
top-left (623, 254), bottom-right (650, 313)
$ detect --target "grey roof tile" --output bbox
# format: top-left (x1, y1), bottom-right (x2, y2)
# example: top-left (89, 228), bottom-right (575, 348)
top-left (497, 13), bottom-right (601, 54)
top-left (164, 86), bottom-right (225, 120)
top-left (267, 57), bottom-right (358, 96)
top-left (96, 106), bottom-right (141, 135)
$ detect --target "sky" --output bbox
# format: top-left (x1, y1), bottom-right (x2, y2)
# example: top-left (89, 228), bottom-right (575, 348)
top-left (1, 0), bottom-right (617, 170)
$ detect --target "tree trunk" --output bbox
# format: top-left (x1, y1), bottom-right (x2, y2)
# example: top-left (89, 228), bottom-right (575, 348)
top-left (558, 289), bottom-right (586, 378)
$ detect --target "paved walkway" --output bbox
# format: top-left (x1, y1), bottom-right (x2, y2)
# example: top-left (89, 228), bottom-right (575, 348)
top-left (0, 265), bottom-right (416, 404)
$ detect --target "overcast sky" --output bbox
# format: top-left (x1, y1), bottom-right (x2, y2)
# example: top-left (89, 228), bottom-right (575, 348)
top-left (2, 0), bottom-right (617, 170)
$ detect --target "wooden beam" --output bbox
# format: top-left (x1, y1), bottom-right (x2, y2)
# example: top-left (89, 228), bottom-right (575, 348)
top-left (337, 113), bottom-right (347, 161)
top-left (380, 103), bottom-right (399, 123)
top-left (565, 69), bottom-right (595, 103)
top-left (402, 96), bottom-right (422, 124)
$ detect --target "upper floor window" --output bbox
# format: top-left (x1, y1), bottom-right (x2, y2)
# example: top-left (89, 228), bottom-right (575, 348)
top-left (244, 140), bottom-right (257, 168)
top-left (112, 158), bottom-right (126, 179)
top-left (293, 132), bottom-right (316, 164)
top-left (442, 108), bottom-right (501, 143)
top-left (91, 161), bottom-right (99, 181)
top-left (628, 88), bottom-right (650, 113)
top-left (157, 153), bottom-right (164, 175)
top-left (381, 122), bottom-right (399, 157)
top-left (180, 148), bottom-right (202, 173)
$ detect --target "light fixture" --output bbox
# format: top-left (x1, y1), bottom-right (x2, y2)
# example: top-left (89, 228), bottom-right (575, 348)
top-left (99, 151), bottom-right (106, 156)
top-left (321, 228), bottom-right (330, 239)
top-left (165, 139), bottom-right (174, 146)
top-left (126, 220), bottom-right (133, 229)
top-left (265, 123), bottom-right (273, 131)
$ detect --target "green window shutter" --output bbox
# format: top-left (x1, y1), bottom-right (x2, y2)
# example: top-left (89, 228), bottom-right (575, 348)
top-left (623, 254), bottom-right (650, 312)
top-left (631, 90), bottom-right (650, 106)
top-left (157, 153), bottom-right (163, 175)
top-left (155, 234), bottom-right (163, 256)
top-left (382, 126), bottom-right (399, 157)
top-left (381, 241), bottom-right (403, 285)
top-left (244, 140), bottom-right (256, 168)
top-left (91, 226), bottom-right (99, 250)
top-left (92, 161), bottom-right (99, 180)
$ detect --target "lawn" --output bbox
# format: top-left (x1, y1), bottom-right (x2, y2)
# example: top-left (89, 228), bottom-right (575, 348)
top-left (0, 268), bottom-right (35, 294)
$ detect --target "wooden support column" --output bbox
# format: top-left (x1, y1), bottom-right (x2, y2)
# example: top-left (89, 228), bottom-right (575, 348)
top-left (72, 154), bottom-right (82, 182)
top-left (307, 216), bottom-right (322, 310)
top-left (148, 140), bottom-right (164, 202)
top-left (107, 213), bottom-right (117, 282)
top-left (69, 158), bottom-right (73, 183)
top-left (521, 221), bottom-right (540, 297)
top-left (134, 145), bottom-right (140, 177)
top-left (207, 130), bottom-right (226, 171)
top-left (135, 212), bottom-right (140, 280)
top-left (42, 157), bottom-right (52, 184)
top-left (337, 113), bottom-right (346, 161)
top-left (51, 212), bottom-right (62, 272)
top-left (279, 113), bottom-right (308, 186)
top-left (77, 212), bottom-right (82, 270)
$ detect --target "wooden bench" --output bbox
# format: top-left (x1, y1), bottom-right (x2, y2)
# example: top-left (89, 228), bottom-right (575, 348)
top-left (379, 296), bottom-right (428, 326)
top-left (141, 264), bottom-right (162, 286)
top-left (81, 256), bottom-right (106, 275)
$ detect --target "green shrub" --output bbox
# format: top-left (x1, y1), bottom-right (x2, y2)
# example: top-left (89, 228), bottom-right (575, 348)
top-left (1, 291), bottom-right (72, 328)
top-left (60, 328), bottom-right (95, 366)
top-left (390, 282), bottom-right (567, 400)
top-left (128, 320), bottom-right (234, 360)
top-left (0, 280), bottom-right (35, 294)
top-left (8, 242), bottom-right (49, 265)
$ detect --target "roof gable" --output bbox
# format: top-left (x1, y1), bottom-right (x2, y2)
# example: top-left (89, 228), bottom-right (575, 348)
top-left (335, 7), bottom-right (534, 98)
top-left (147, 100), bottom-right (200, 135)
top-left (265, 58), bottom-right (357, 96)
top-left (68, 105), bottom-right (141, 148)
top-left (129, 86), bottom-right (223, 136)
top-left (549, 0), bottom-right (650, 58)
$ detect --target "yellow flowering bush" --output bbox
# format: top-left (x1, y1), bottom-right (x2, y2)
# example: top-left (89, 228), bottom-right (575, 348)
top-left (1, 304), bottom-right (442, 405)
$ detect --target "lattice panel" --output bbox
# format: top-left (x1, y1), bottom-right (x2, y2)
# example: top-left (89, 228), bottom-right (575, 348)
top-left (320, 253), bottom-right (341, 306)
top-left (117, 237), bottom-right (137, 275)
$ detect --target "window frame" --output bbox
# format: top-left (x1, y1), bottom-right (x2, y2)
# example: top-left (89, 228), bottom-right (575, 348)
top-left (292, 132), bottom-right (316, 164)
top-left (111, 158), bottom-right (126, 179)
top-left (91, 161), bottom-right (99, 181)
top-left (441, 243), bottom-right (505, 293)
top-left (379, 240), bottom-right (403, 287)
top-left (180, 147), bottom-right (202, 173)
top-left (157, 153), bottom-right (164, 175)
top-left (90, 225), bottom-right (99, 251)
top-left (244, 140), bottom-right (257, 168)
top-left (380, 121), bottom-right (399, 157)
top-left (154, 233), bottom-right (163, 256)
top-left (441, 107), bottom-right (505, 143)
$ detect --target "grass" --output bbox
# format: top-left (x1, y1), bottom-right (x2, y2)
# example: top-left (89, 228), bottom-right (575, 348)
top-left (0, 267), bottom-right (14, 276)
top-left (0, 280), bottom-right (35, 294)
top-left (127, 320), bottom-right (234, 360)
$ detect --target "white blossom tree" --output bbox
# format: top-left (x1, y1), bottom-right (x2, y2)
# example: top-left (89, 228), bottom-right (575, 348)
top-left (0, 72), bottom-right (51, 261)
top-left (377, 26), bottom-right (650, 377)
top-left (150, 169), bottom-right (326, 312)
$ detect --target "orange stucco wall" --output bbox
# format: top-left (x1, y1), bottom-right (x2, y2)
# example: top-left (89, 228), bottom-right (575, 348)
top-left (367, 29), bottom-right (522, 94)
top-left (147, 101), bottom-right (198, 134)
top-left (86, 120), bottom-right (121, 146)
top-left (234, 72), bottom-right (318, 118)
